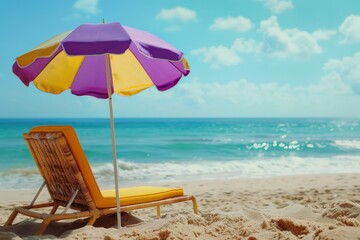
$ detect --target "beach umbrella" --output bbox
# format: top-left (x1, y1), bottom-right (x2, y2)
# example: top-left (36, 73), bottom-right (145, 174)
top-left (12, 22), bottom-right (190, 229)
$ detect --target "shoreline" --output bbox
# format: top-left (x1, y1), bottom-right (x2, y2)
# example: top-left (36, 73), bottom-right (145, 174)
top-left (1, 173), bottom-right (360, 239)
top-left (2, 154), bottom-right (360, 191)
top-left (1, 170), bottom-right (360, 192)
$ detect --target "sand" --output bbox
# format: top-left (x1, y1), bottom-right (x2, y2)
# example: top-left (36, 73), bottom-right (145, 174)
top-left (1, 173), bottom-right (360, 239)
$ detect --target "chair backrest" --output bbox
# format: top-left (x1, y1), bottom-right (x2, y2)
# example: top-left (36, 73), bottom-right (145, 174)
top-left (24, 126), bottom-right (101, 210)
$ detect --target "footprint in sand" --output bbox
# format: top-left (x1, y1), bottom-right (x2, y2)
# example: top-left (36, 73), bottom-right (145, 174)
top-left (336, 216), bottom-right (360, 227)
top-left (322, 200), bottom-right (360, 219)
top-left (271, 218), bottom-right (309, 237)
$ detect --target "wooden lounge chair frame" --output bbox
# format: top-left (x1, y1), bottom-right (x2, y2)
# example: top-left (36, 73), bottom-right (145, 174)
top-left (4, 129), bottom-right (198, 235)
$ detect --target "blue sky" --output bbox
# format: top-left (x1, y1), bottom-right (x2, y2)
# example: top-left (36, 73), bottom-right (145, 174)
top-left (1, 0), bottom-right (360, 118)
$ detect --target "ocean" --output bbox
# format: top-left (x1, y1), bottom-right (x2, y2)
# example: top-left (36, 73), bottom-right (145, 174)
top-left (0, 118), bottom-right (360, 190)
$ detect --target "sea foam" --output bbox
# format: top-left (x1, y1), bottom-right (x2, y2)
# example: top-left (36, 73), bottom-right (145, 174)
top-left (2, 156), bottom-right (360, 189)
top-left (335, 140), bottom-right (360, 149)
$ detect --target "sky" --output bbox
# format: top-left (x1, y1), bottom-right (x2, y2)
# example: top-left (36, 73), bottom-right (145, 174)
top-left (1, 0), bottom-right (360, 118)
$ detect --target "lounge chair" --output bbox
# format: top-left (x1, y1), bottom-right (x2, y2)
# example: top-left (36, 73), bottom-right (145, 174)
top-left (4, 126), bottom-right (198, 235)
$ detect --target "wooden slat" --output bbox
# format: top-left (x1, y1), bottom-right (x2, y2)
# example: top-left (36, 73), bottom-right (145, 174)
top-left (23, 132), bottom-right (93, 209)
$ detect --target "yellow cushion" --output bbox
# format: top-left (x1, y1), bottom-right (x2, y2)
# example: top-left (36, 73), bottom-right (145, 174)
top-left (101, 186), bottom-right (184, 207)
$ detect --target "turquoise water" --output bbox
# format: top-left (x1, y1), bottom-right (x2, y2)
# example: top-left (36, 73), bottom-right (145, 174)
top-left (1, 118), bottom-right (360, 189)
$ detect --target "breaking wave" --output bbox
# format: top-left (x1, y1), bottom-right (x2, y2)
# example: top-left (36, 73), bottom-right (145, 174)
top-left (2, 156), bottom-right (360, 189)
top-left (334, 140), bottom-right (360, 150)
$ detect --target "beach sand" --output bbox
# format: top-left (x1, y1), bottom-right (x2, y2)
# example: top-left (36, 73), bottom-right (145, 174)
top-left (1, 173), bottom-right (360, 239)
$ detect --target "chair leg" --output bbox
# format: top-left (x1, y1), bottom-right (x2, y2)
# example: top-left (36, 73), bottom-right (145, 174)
top-left (192, 197), bottom-right (199, 214)
top-left (156, 206), bottom-right (161, 217)
top-left (87, 210), bottom-right (100, 226)
top-left (49, 203), bottom-right (59, 215)
top-left (36, 219), bottom-right (51, 235)
top-left (87, 216), bottom-right (98, 226)
top-left (4, 208), bottom-right (19, 226)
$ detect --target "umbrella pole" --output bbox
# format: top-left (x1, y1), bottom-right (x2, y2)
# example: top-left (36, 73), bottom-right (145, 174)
top-left (105, 53), bottom-right (122, 229)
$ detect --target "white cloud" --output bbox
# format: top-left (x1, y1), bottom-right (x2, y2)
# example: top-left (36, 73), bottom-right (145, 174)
top-left (232, 38), bottom-right (262, 53)
top-left (227, 16), bottom-right (325, 59)
top-left (339, 15), bottom-right (360, 43)
top-left (156, 6), bottom-right (197, 22)
top-left (324, 52), bottom-right (360, 86)
top-left (172, 74), bottom-right (357, 117)
top-left (191, 46), bottom-right (242, 68)
top-left (163, 52), bottom-right (360, 117)
top-left (312, 30), bottom-right (337, 41)
top-left (176, 69), bottom-right (356, 116)
top-left (177, 77), bottom-right (206, 104)
top-left (258, 0), bottom-right (293, 14)
top-left (197, 16), bottom-right (334, 66)
top-left (232, 18), bottom-right (336, 59)
top-left (73, 0), bottom-right (98, 14)
top-left (308, 72), bottom-right (353, 96)
top-left (258, 16), bottom-right (322, 58)
top-left (210, 16), bottom-right (253, 32)
top-left (232, 17), bottom-right (327, 59)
